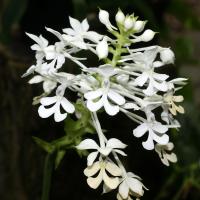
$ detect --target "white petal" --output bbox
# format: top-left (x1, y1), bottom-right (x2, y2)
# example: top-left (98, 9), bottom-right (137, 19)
top-left (103, 171), bottom-right (119, 189)
top-left (96, 37), bottom-right (108, 59)
top-left (103, 96), bottom-right (119, 116)
top-left (133, 123), bottom-right (148, 138)
top-left (153, 73), bottom-right (169, 81)
top-left (114, 149), bottom-right (127, 156)
top-left (87, 170), bottom-right (103, 189)
top-left (38, 105), bottom-right (55, 118)
top-left (107, 90), bottom-right (125, 105)
top-left (87, 99), bottom-right (103, 112)
top-left (123, 103), bottom-right (139, 110)
top-left (152, 133), bottom-right (169, 145)
top-left (134, 72), bottom-right (149, 87)
top-left (40, 96), bottom-right (58, 106)
top-left (62, 28), bottom-right (76, 35)
top-left (84, 89), bottom-right (103, 100)
top-left (106, 138), bottom-right (127, 149)
top-left (84, 31), bottom-right (103, 43)
top-left (128, 178), bottom-right (144, 196)
top-left (69, 16), bottom-right (82, 33)
top-left (81, 18), bottom-right (89, 31)
top-left (152, 123), bottom-right (168, 133)
top-left (76, 139), bottom-right (99, 150)
top-left (152, 80), bottom-right (168, 92)
top-left (87, 152), bottom-right (99, 166)
top-left (142, 134), bottom-right (154, 150)
top-left (119, 181), bottom-right (129, 199)
top-left (84, 161), bottom-right (100, 176)
top-left (56, 55), bottom-right (65, 69)
top-left (167, 153), bottom-right (177, 163)
top-left (45, 27), bottom-right (63, 40)
top-left (54, 106), bottom-right (67, 122)
top-left (60, 98), bottom-right (75, 113)
top-left (29, 75), bottom-right (43, 84)
top-left (105, 162), bottom-right (122, 176)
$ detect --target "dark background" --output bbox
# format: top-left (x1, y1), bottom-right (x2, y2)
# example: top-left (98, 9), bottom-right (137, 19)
top-left (0, 0), bottom-right (200, 200)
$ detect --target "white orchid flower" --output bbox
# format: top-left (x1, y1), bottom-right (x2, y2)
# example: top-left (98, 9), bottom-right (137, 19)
top-left (133, 120), bottom-right (169, 150)
top-left (62, 17), bottom-right (102, 49)
top-left (84, 160), bottom-right (122, 189)
top-left (117, 172), bottom-right (147, 200)
top-left (155, 142), bottom-right (177, 166)
top-left (77, 138), bottom-right (127, 166)
top-left (84, 65), bottom-right (126, 115)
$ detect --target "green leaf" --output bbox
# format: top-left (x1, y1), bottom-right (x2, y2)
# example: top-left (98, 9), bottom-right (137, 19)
top-left (32, 137), bottom-right (54, 153)
top-left (55, 150), bottom-right (66, 169)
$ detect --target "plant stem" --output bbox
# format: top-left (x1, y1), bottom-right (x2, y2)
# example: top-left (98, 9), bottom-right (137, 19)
top-left (41, 152), bottom-right (55, 200)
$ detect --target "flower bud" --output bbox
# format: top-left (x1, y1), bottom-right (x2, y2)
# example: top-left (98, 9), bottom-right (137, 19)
top-left (132, 29), bottom-right (156, 43)
top-left (96, 37), bottom-right (109, 59)
top-left (99, 9), bottom-right (114, 31)
top-left (124, 17), bottom-right (134, 30)
top-left (134, 20), bottom-right (146, 33)
top-left (116, 74), bottom-right (129, 84)
top-left (140, 29), bottom-right (156, 42)
top-left (160, 48), bottom-right (175, 64)
top-left (115, 9), bottom-right (125, 24)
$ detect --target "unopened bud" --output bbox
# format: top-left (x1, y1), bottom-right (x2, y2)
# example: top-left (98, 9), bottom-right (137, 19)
top-left (140, 29), bottom-right (156, 42)
top-left (115, 9), bottom-right (125, 24)
top-left (160, 48), bottom-right (175, 64)
top-left (96, 37), bottom-right (109, 59)
top-left (124, 17), bottom-right (134, 30)
top-left (134, 20), bottom-right (146, 33)
top-left (99, 9), bottom-right (115, 31)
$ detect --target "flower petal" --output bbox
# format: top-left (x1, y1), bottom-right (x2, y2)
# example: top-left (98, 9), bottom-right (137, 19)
top-left (87, 170), bottom-right (103, 189)
top-left (103, 170), bottom-right (119, 189)
top-left (119, 181), bottom-right (129, 199)
top-left (87, 151), bottom-right (99, 166)
top-left (142, 134), bottom-right (154, 150)
top-left (127, 177), bottom-right (144, 197)
top-left (103, 96), bottom-right (119, 116)
top-left (76, 139), bottom-right (99, 150)
top-left (40, 96), bottom-right (58, 106)
top-left (106, 138), bottom-right (127, 149)
top-left (133, 123), bottom-right (148, 138)
top-left (69, 16), bottom-right (82, 33)
top-left (29, 75), bottom-right (43, 84)
top-left (152, 123), bottom-right (168, 133)
top-left (60, 97), bottom-right (75, 113)
top-left (38, 104), bottom-right (56, 118)
top-left (84, 161), bottom-right (100, 177)
top-left (107, 90), bottom-right (125, 105)
top-left (81, 19), bottom-right (89, 32)
top-left (84, 89), bottom-right (103, 100)
top-left (105, 162), bottom-right (122, 176)
top-left (134, 72), bottom-right (149, 87)
top-left (87, 99), bottom-right (103, 112)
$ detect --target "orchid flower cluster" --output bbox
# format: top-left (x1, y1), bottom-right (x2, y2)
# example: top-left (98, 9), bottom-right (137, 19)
top-left (23, 9), bottom-right (187, 200)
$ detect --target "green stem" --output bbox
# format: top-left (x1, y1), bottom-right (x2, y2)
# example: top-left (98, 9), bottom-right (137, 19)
top-left (41, 152), bottom-right (55, 200)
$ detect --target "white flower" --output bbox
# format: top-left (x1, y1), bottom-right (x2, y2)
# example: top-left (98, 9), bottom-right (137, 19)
top-left (63, 17), bottom-right (102, 49)
top-left (84, 160), bottom-right (122, 189)
top-left (96, 37), bottom-right (109, 59)
top-left (99, 9), bottom-right (116, 31)
top-left (115, 9), bottom-right (125, 24)
top-left (130, 47), bottom-right (169, 95)
top-left (84, 65), bottom-right (126, 115)
top-left (132, 29), bottom-right (156, 43)
top-left (160, 48), bottom-right (175, 64)
top-left (133, 120), bottom-right (169, 150)
top-left (117, 172), bottom-right (146, 200)
top-left (29, 75), bottom-right (57, 93)
top-left (155, 142), bottom-right (177, 166)
top-left (38, 95), bottom-right (75, 122)
top-left (77, 138), bottom-right (127, 166)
